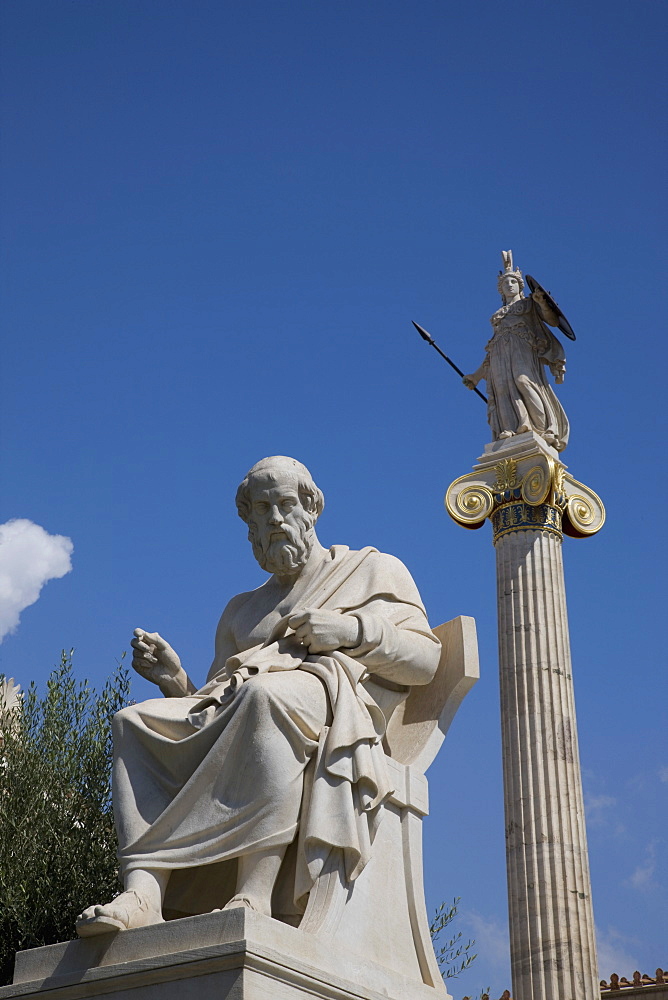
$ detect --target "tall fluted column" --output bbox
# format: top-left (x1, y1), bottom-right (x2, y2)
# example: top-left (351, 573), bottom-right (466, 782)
top-left (446, 432), bottom-right (605, 1000)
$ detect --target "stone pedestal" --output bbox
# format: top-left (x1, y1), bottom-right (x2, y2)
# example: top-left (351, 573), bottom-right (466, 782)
top-left (0, 908), bottom-right (449, 1000)
top-left (446, 432), bottom-right (605, 1000)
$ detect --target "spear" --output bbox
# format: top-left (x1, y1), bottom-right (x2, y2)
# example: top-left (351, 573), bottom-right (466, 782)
top-left (412, 320), bottom-right (488, 404)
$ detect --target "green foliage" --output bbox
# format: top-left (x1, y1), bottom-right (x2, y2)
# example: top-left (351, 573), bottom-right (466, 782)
top-left (0, 652), bottom-right (131, 986)
top-left (430, 896), bottom-right (477, 980)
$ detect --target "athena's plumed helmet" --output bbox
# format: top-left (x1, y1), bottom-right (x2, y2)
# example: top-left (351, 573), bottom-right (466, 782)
top-left (497, 249), bottom-right (525, 300)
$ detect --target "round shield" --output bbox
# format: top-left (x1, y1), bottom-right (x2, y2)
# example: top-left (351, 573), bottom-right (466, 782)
top-left (526, 274), bottom-right (576, 340)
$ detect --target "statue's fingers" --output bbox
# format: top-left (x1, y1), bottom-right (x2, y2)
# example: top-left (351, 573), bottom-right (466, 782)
top-left (131, 636), bottom-right (153, 651)
top-left (132, 655), bottom-right (157, 675)
top-left (292, 623), bottom-right (312, 645)
top-left (139, 649), bottom-right (158, 663)
top-left (131, 636), bottom-right (151, 651)
top-left (287, 611), bottom-right (309, 628)
top-left (132, 652), bottom-right (152, 667)
top-left (137, 629), bottom-right (167, 650)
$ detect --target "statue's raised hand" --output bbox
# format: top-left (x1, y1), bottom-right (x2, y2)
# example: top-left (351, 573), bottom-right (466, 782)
top-left (131, 628), bottom-right (192, 697)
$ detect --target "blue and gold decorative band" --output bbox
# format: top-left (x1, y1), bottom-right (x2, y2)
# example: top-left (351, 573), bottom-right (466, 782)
top-left (446, 453), bottom-right (605, 540)
top-left (491, 501), bottom-right (562, 543)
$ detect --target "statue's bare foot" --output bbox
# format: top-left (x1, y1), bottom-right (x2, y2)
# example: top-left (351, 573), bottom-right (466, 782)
top-left (221, 894), bottom-right (271, 917)
top-left (499, 430), bottom-right (515, 439)
top-left (76, 890), bottom-right (163, 937)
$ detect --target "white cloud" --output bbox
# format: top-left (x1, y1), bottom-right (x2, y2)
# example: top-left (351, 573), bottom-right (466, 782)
top-left (465, 911), bottom-right (511, 970)
top-left (626, 841), bottom-right (658, 891)
top-left (0, 519), bottom-right (73, 642)
top-left (585, 792), bottom-right (617, 826)
top-left (597, 924), bottom-right (641, 979)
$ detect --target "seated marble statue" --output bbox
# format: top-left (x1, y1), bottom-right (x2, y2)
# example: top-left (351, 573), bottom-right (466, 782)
top-left (77, 456), bottom-right (440, 936)
top-left (463, 250), bottom-right (570, 451)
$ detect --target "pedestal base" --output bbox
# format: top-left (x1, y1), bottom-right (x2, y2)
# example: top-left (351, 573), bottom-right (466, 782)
top-left (1, 909), bottom-right (449, 1000)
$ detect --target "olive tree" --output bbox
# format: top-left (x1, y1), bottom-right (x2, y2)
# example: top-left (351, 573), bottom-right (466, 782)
top-left (0, 653), bottom-right (130, 985)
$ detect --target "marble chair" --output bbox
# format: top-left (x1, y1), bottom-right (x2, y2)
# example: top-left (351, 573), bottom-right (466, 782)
top-left (162, 615), bottom-right (479, 990)
top-left (296, 615), bottom-right (479, 988)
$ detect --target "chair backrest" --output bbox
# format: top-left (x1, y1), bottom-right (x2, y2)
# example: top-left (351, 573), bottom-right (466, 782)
top-left (383, 616), bottom-right (479, 773)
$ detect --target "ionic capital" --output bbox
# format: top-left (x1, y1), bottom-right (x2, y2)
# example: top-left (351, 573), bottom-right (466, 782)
top-left (445, 433), bottom-right (605, 541)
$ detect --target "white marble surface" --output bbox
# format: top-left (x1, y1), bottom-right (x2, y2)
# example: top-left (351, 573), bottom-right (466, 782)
top-left (78, 456), bottom-right (442, 936)
top-left (3, 908), bottom-right (451, 1000)
top-left (448, 434), bottom-right (600, 999)
top-left (496, 521), bottom-right (599, 999)
top-left (67, 458), bottom-right (479, 995)
top-left (446, 434), bottom-right (603, 999)
top-left (463, 252), bottom-right (570, 452)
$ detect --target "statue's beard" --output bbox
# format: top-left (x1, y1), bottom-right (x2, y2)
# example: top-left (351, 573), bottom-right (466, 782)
top-left (249, 516), bottom-right (314, 576)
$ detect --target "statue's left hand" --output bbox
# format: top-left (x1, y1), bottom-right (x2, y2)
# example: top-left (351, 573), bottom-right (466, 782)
top-left (549, 362), bottom-right (566, 384)
top-left (287, 609), bottom-right (361, 654)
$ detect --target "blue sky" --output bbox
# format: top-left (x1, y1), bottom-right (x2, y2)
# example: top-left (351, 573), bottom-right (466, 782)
top-left (1, 1), bottom-right (666, 994)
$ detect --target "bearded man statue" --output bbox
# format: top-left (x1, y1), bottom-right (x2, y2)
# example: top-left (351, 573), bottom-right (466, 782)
top-left (77, 456), bottom-right (441, 936)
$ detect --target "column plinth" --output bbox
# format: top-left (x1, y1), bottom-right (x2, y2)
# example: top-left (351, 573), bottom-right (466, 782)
top-left (446, 432), bottom-right (605, 1000)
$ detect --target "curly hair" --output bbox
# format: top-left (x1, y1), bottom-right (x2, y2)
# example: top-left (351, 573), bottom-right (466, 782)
top-left (235, 456), bottom-right (325, 524)
top-left (497, 270), bottom-right (525, 302)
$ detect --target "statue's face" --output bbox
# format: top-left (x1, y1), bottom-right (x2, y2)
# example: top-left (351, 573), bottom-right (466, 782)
top-left (501, 274), bottom-right (520, 300)
top-left (246, 476), bottom-right (315, 576)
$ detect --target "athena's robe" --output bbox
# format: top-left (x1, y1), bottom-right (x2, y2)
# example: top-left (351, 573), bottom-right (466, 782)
top-left (111, 546), bottom-right (440, 918)
top-left (482, 296), bottom-right (570, 451)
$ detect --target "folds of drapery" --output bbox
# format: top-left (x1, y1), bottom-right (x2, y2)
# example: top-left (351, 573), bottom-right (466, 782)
top-left (114, 545), bottom-right (440, 914)
top-left (485, 297), bottom-right (570, 449)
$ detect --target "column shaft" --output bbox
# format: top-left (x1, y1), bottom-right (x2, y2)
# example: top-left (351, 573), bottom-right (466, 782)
top-left (496, 525), bottom-right (598, 1000)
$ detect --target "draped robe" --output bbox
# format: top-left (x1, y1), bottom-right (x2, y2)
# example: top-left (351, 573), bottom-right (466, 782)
top-left (481, 295), bottom-right (570, 451)
top-left (111, 545), bottom-right (440, 918)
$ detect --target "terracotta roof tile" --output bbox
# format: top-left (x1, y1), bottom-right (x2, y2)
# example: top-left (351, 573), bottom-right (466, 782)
top-left (600, 968), bottom-right (667, 991)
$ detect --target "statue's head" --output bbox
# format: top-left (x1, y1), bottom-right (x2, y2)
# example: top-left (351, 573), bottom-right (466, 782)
top-left (497, 249), bottom-right (525, 303)
top-left (236, 457), bottom-right (325, 576)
